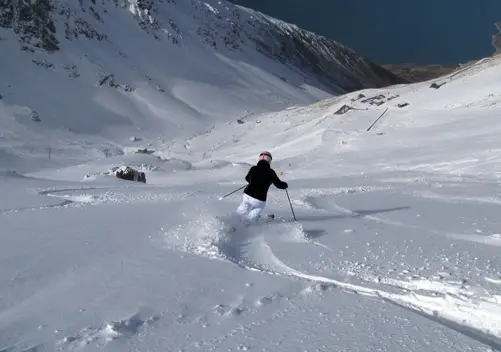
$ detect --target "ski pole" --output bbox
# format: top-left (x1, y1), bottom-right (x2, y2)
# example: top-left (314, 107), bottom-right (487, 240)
top-left (285, 189), bottom-right (297, 221)
top-left (219, 185), bottom-right (245, 200)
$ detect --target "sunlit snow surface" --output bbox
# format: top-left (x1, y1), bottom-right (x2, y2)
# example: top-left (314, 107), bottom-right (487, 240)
top-left (3, 10), bottom-right (501, 351)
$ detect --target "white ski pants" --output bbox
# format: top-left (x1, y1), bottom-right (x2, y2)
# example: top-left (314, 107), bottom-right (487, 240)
top-left (236, 193), bottom-right (266, 223)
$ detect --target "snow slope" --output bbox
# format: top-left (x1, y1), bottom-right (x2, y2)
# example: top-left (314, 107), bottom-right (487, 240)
top-left (0, 0), bottom-right (402, 173)
top-left (2, 51), bottom-right (501, 351)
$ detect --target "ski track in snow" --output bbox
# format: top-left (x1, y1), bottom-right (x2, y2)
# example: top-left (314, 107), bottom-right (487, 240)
top-left (415, 190), bottom-right (501, 206)
top-left (161, 185), bottom-right (501, 351)
top-left (0, 199), bottom-right (75, 215)
top-left (40, 187), bottom-right (198, 206)
top-left (0, 186), bottom-right (198, 215)
top-left (302, 187), bottom-right (501, 249)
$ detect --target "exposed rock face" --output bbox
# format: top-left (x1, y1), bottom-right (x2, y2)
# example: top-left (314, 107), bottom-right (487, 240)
top-left (492, 20), bottom-right (501, 53)
top-left (0, 0), bottom-right (59, 51)
top-left (0, 0), bottom-right (404, 93)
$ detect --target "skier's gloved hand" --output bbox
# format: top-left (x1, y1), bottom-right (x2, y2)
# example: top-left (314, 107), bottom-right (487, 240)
top-left (282, 182), bottom-right (288, 189)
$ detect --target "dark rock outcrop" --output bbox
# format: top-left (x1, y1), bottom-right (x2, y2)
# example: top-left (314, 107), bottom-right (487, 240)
top-left (115, 166), bottom-right (146, 183)
top-left (493, 20), bottom-right (501, 53)
top-left (0, 0), bottom-right (59, 51)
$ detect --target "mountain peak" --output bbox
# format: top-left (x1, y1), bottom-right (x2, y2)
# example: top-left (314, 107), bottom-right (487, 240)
top-left (1, 0), bottom-right (403, 92)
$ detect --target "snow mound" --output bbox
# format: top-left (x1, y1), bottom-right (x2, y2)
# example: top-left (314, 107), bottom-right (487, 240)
top-left (57, 309), bottom-right (160, 349)
top-left (163, 211), bottom-right (231, 260)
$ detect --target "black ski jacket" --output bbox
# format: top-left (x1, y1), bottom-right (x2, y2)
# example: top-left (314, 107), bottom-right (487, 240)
top-left (243, 160), bottom-right (288, 202)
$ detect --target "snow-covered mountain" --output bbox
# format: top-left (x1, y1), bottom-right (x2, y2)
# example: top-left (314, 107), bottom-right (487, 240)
top-left (4, 2), bottom-right (501, 352)
top-left (1, 0), bottom-right (402, 92)
top-left (0, 0), bottom-right (404, 173)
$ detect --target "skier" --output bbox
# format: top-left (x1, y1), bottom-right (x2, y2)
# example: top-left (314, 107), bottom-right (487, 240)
top-left (236, 151), bottom-right (288, 224)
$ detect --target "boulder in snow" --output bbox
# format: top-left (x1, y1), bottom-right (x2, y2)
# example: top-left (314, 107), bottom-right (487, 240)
top-left (115, 166), bottom-right (146, 183)
top-left (135, 148), bottom-right (155, 154)
top-left (334, 104), bottom-right (352, 115)
top-left (430, 82), bottom-right (446, 89)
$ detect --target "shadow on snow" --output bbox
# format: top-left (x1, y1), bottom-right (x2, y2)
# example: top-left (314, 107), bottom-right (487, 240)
top-left (299, 206), bottom-right (410, 239)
